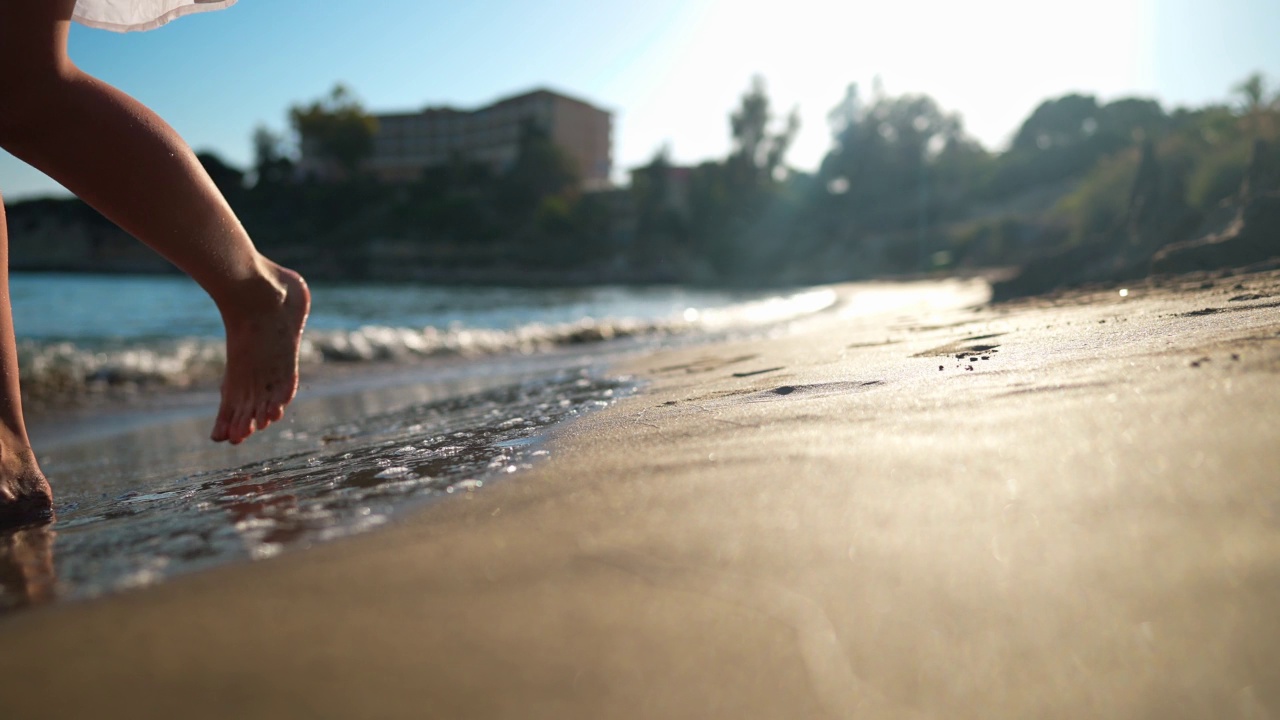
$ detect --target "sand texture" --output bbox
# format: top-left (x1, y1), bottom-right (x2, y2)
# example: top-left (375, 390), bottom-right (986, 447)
top-left (3, 271), bottom-right (1280, 719)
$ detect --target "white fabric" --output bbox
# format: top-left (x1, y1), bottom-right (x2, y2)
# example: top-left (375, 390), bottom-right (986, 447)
top-left (73, 0), bottom-right (236, 33)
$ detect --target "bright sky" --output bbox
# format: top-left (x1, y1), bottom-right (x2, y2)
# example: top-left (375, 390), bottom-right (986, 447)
top-left (2, 0), bottom-right (1277, 199)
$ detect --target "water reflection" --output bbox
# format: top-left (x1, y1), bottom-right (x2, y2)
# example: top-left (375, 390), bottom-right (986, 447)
top-left (220, 474), bottom-right (303, 549)
top-left (0, 371), bottom-right (627, 616)
top-left (0, 525), bottom-right (56, 610)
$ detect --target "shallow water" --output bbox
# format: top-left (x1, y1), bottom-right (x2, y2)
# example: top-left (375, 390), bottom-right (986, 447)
top-left (0, 275), bottom-right (847, 615)
top-left (0, 367), bottom-right (630, 615)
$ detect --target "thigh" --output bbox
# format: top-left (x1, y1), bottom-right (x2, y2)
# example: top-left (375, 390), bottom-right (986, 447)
top-left (0, 0), bottom-right (76, 72)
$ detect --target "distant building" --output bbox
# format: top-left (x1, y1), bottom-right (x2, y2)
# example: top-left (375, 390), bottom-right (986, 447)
top-left (364, 88), bottom-right (613, 190)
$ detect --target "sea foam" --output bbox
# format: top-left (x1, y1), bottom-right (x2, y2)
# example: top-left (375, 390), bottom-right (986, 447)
top-left (18, 288), bottom-right (837, 399)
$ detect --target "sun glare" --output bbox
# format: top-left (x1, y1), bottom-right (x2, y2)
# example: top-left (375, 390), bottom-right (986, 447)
top-left (623, 0), bottom-right (1155, 172)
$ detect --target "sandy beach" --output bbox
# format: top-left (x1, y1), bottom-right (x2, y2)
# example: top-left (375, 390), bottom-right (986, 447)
top-left (3, 269), bottom-right (1280, 718)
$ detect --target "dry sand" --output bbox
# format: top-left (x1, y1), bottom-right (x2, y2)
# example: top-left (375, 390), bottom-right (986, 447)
top-left (3, 270), bottom-right (1280, 719)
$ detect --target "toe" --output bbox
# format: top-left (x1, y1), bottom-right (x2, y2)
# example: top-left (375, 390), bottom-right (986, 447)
top-left (239, 414), bottom-right (258, 444)
top-left (230, 407), bottom-right (254, 445)
top-left (274, 379), bottom-right (297, 408)
top-left (266, 402), bottom-right (285, 423)
top-left (254, 401), bottom-right (271, 432)
top-left (212, 401), bottom-right (233, 442)
top-left (268, 382), bottom-right (295, 420)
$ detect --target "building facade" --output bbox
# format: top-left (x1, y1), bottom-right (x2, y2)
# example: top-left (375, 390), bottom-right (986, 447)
top-left (365, 88), bottom-right (612, 189)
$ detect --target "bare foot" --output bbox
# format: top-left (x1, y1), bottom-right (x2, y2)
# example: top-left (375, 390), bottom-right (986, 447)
top-left (211, 262), bottom-right (310, 445)
top-left (0, 447), bottom-right (53, 530)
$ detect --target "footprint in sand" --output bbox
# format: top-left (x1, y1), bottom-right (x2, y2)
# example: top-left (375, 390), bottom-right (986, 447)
top-left (913, 332), bottom-right (1005, 360)
top-left (745, 380), bottom-right (884, 403)
top-left (652, 354), bottom-right (760, 375)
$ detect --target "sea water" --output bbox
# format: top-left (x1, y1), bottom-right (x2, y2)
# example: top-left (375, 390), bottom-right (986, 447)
top-left (1, 273), bottom-right (840, 614)
top-left (13, 273), bottom-right (836, 397)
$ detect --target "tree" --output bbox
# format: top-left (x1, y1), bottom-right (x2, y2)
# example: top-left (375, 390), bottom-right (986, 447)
top-left (252, 125), bottom-right (294, 187)
top-left (1097, 98), bottom-right (1167, 148)
top-left (1232, 72), bottom-right (1277, 137)
top-left (632, 146), bottom-right (682, 228)
top-left (728, 75), bottom-right (799, 192)
top-left (680, 77), bottom-right (802, 280)
top-left (818, 84), bottom-right (971, 229)
top-left (1011, 94), bottom-right (1100, 153)
top-left (497, 119), bottom-right (580, 224)
top-left (289, 84), bottom-right (377, 180)
top-left (1234, 73), bottom-right (1266, 114)
top-left (412, 154), bottom-right (500, 243)
top-left (989, 93), bottom-right (1169, 196)
top-left (196, 151), bottom-right (244, 198)
top-left (630, 145), bottom-right (691, 270)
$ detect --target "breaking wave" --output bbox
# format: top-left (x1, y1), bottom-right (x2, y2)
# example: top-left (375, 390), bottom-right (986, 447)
top-left (19, 288), bottom-right (837, 399)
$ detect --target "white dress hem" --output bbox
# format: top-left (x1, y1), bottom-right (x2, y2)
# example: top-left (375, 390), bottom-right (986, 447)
top-left (72, 0), bottom-right (237, 33)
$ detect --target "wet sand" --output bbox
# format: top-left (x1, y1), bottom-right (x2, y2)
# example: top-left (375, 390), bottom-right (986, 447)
top-left (3, 271), bottom-right (1280, 718)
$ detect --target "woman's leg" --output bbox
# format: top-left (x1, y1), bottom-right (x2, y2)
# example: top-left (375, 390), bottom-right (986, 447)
top-left (0, 0), bottom-right (309, 448)
top-left (0, 194), bottom-right (53, 527)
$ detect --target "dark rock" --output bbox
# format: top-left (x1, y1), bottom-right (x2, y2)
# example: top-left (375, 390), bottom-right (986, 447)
top-left (1152, 140), bottom-right (1280, 274)
top-left (1151, 192), bottom-right (1280, 274)
top-left (994, 140), bottom-right (1201, 300)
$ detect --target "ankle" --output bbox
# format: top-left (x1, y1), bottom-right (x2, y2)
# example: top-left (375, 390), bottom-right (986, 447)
top-left (0, 420), bottom-right (32, 457)
top-left (0, 429), bottom-right (39, 475)
top-left (213, 260), bottom-right (288, 322)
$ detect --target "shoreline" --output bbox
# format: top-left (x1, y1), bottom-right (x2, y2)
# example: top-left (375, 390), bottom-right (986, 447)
top-left (3, 271), bottom-right (1280, 717)
top-left (9, 264), bottom-right (1008, 292)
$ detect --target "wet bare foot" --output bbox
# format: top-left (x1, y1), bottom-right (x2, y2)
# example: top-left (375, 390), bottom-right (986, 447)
top-left (0, 447), bottom-right (53, 530)
top-left (211, 262), bottom-right (310, 445)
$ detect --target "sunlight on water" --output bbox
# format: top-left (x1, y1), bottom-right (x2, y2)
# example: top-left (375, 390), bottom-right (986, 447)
top-left (0, 371), bottom-right (630, 615)
top-left (12, 275), bottom-right (837, 400)
top-left (838, 279), bottom-right (990, 319)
